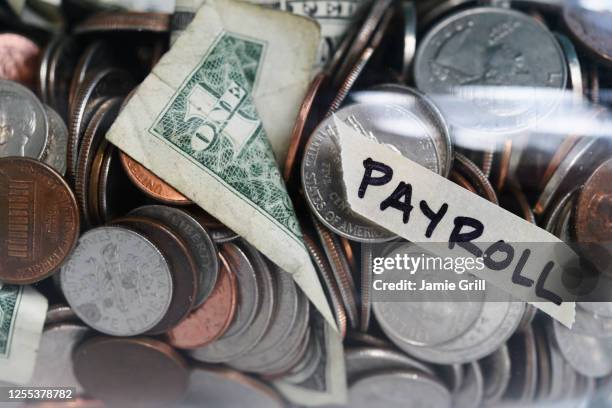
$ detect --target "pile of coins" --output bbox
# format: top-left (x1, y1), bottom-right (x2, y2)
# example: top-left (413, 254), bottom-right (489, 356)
top-left (0, 0), bottom-right (611, 407)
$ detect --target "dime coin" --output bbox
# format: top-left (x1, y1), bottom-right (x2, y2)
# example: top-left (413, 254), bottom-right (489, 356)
top-left (552, 319), bottom-right (612, 378)
top-left (0, 79), bottom-right (48, 159)
top-left (414, 7), bottom-right (567, 134)
top-left (0, 158), bottom-right (79, 284)
top-left (167, 251), bottom-right (237, 349)
top-left (60, 226), bottom-right (173, 336)
top-left (453, 362), bottom-right (484, 408)
top-left (479, 344), bottom-right (511, 406)
top-left (30, 323), bottom-right (88, 393)
top-left (67, 68), bottom-right (134, 182)
top-left (348, 370), bottom-right (452, 408)
top-left (75, 12), bottom-right (172, 34)
top-left (130, 205), bottom-right (218, 306)
top-left (40, 106), bottom-right (69, 175)
top-left (113, 216), bottom-right (197, 334)
top-left (120, 152), bottom-right (192, 205)
top-left (563, 1), bottom-right (612, 66)
top-left (73, 336), bottom-right (189, 407)
top-left (0, 33), bottom-right (40, 88)
top-left (191, 242), bottom-right (275, 362)
top-left (302, 92), bottom-right (450, 242)
top-left (228, 265), bottom-right (299, 372)
top-left (185, 366), bottom-right (285, 408)
top-left (345, 347), bottom-right (436, 381)
top-left (75, 97), bottom-right (122, 227)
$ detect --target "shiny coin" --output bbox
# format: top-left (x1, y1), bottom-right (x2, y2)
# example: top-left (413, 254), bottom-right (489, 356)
top-left (0, 157), bottom-right (79, 284)
top-left (113, 216), bottom-right (197, 334)
top-left (415, 7), bottom-right (567, 134)
top-left (553, 319), bottom-right (612, 378)
top-left (184, 366), bottom-right (285, 408)
top-left (30, 323), bottom-right (89, 393)
top-left (74, 336), bottom-right (189, 408)
top-left (563, 1), bottom-right (612, 66)
top-left (40, 106), bottom-right (68, 175)
top-left (130, 205), bottom-right (218, 307)
top-left (345, 347), bottom-right (436, 381)
top-left (556, 33), bottom-right (584, 96)
top-left (167, 251), bottom-right (237, 349)
top-left (303, 89), bottom-right (450, 242)
top-left (348, 370), bottom-right (452, 408)
top-left (0, 33), bottom-right (41, 88)
top-left (120, 152), bottom-right (192, 205)
top-left (0, 79), bottom-right (48, 159)
top-left (60, 226), bottom-right (173, 336)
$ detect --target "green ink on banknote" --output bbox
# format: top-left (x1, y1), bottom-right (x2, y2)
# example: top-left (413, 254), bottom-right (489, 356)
top-left (150, 31), bottom-right (301, 240)
top-left (0, 285), bottom-right (21, 357)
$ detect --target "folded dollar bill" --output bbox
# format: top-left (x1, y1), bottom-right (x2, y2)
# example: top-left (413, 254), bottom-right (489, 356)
top-left (0, 284), bottom-right (48, 385)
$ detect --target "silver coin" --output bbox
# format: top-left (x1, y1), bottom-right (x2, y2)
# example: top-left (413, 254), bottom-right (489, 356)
top-left (262, 326), bottom-right (311, 376)
top-left (505, 325), bottom-right (538, 402)
top-left (373, 243), bottom-right (484, 348)
top-left (479, 344), bottom-right (511, 406)
top-left (392, 293), bottom-right (524, 364)
top-left (414, 7), bottom-right (567, 135)
top-left (302, 93), bottom-right (450, 242)
top-left (228, 265), bottom-right (299, 372)
top-left (345, 347), bottom-right (436, 381)
top-left (210, 227), bottom-right (240, 244)
top-left (553, 319), bottom-right (612, 378)
top-left (45, 304), bottom-right (78, 326)
top-left (453, 362), bottom-right (484, 408)
top-left (40, 105), bottom-right (68, 175)
top-left (548, 326), bottom-right (569, 401)
top-left (579, 301), bottom-right (612, 321)
top-left (400, 1), bottom-right (417, 81)
top-left (360, 243), bottom-right (374, 332)
top-left (183, 366), bottom-right (285, 408)
top-left (190, 242), bottom-right (269, 363)
top-left (283, 330), bottom-right (321, 384)
top-left (555, 33), bottom-right (584, 97)
top-left (0, 79), bottom-right (48, 159)
top-left (129, 205), bottom-right (219, 307)
top-left (60, 226), bottom-right (173, 336)
top-left (436, 363), bottom-right (464, 395)
top-left (29, 323), bottom-right (88, 393)
top-left (349, 371), bottom-right (452, 408)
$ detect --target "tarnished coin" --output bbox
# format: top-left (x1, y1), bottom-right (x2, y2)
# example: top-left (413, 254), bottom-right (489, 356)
top-left (553, 319), bottom-right (612, 378)
top-left (228, 265), bottom-right (299, 372)
top-left (113, 216), bottom-right (198, 334)
top-left (0, 158), bottom-right (79, 284)
top-left (0, 79), bottom-right (48, 159)
top-left (563, 0), bottom-right (612, 66)
top-left (0, 33), bottom-right (40, 87)
top-left (414, 7), bottom-right (567, 134)
top-left (345, 347), bottom-right (436, 381)
top-left (60, 226), bottom-right (173, 336)
top-left (67, 68), bottom-right (134, 182)
top-left (130, 205), bottom-right (218, 306)
top-left (348, 370), bottom-right (452, 408)
top-left (184, 366), bottom-right (285, 408)
top-left (302, 90), bottom-right (450, 242)
top-left (73, 336), bottom-right (189, 408)
top-left (40, 106), bottom-right (68, 175)
top-left (30, 323), bottom-right (89, 393)
top-left (167, 251), bottom-right (237, 349)
top-left (120, 152), bottom-right (192, 205)
top-left (453, 153), bottom-right (498, 204)
top-left (453, 362), bottom-right (484, 408)
top-left (75, 12), bottom-right (172, 34)
top-left (191, 242), bottom-right (275, 362)
top-left (575, 157), bottom-right (612, 243)
top-left (479, 344), bottom-right (511, 406)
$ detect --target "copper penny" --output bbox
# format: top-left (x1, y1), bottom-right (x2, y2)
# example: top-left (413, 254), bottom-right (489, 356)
top-left (167, 251), bottom-right (237, 349)
top-left (119, 151), bottom-right (191, 205)
top-left (453, 153), bottom-right (499, 204)
top-left (87, 140), bottom-right (108, 226)
top-left (73, 336), bottom-right (189, 408)
top-left (496, 139), bottom-right (513, 192)
top-left (75, 12), bottom-right (171, 34)
top-left (112, 216), bottom-right (197, 334)
top-left (575, 158), bottom-right (612, 242)
top-left (0, 33), bottom-right (40, 88)
top-left (0, 157), bottom-right (79, 284)
top-left (450, 170), bottom-right (477, 194)
top-left (283, 72), bottom-right (326, 183)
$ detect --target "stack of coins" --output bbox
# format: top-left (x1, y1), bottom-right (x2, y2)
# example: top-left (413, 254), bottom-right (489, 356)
top-left (0, 0), bottom-right (611, 407)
